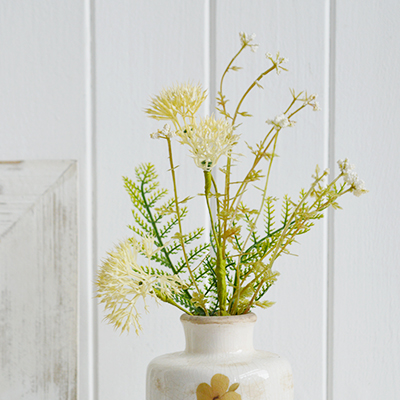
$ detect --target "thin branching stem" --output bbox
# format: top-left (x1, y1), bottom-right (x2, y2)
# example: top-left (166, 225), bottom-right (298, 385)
top-left (155, 289), bottom-right (193, 315)
top-left (242, 174), bottom-right (352, 312)
top-left (219, 44), bottom-right (247, 118)
top-left (222, 66), bottom-right (276, 261)
top-left (232, 66), bottom-right (275, 126)
top-left (230, 132), bottom-right (280, 314)
top-left (166, 137), bottom-right (202, 299)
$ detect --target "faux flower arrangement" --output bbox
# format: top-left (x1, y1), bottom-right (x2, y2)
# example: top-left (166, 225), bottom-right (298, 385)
top-left (96, 32), bottom-right (367, 334)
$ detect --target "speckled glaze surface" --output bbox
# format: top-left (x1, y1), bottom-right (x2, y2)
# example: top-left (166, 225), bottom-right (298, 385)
top-left (146, 313), bottom-right (294, 400)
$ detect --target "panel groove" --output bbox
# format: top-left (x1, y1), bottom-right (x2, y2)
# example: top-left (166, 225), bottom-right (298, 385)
top-left (327, 0), bottom-right (337, 399)
top-left (208, 0), bottom-right (217, 115)
top-left (207, 0), bottom-right (218, 231)
top-left (85, 0), bottom-right (98, 398)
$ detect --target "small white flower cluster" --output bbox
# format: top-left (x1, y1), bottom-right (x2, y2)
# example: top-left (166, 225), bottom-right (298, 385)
top-left (150, 124), bottom-right (175, 140)
top-left (300, 93), bottom-right (321, 112)
top-left (150, 131), bottom-right (160, 139)
top-left (239, 32), bottom-right (259, 52)
top-left (337, 158), bottom-right (354, 174)
top-left (337, 159), bottom-right (368, 197)
top-left (266, 51), bottom-right (288, 75)
top-left (266, 114), bottom-right (294, 130)
top-left (312, 102), bottom-right (321, 112)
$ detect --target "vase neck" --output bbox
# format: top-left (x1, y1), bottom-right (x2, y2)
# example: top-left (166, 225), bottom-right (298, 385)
top-left (180, 313), bottom-right (256, 354)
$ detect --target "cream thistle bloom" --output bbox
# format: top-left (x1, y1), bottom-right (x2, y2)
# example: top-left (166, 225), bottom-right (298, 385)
top-left (145, 82), bottom-right (207, 121)
top-left (96, 238), bottom-right (185, 334)
top-left (337, 158), bottom-right (368, 197)
top-left (176, 116), bottom-right (239, 171)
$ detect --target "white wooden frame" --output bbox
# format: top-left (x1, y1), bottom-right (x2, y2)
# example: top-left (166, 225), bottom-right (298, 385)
top-left (0, 161), bottom-right (78, 399)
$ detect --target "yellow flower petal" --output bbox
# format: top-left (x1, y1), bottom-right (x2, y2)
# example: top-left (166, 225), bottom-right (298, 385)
top-left (228, 382), bottom-right (240, 392)
top-left (221, 391), bottom-right (241, 400)
top-left (211, 374), bottom-right (230, 396)
top-left (196, 383), bottom-right (213, 400)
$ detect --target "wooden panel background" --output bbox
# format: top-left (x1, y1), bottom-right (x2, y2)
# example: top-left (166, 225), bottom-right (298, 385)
top-left (1, 1), bottom-right (399, 399)
top-left (333, 1), bottom-right (400, 399)
top-left (0, 1), bottom-right (95, 398)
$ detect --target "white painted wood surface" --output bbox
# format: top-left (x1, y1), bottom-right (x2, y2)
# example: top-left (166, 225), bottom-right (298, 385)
top-left (333, 1), bottom-right (400, 399)
top-left (1, 1), bottom-right (399, 399)
top-left (0, 161), bottom-right (78, 399)
top-left (0, 1), bottom-right (95, 398)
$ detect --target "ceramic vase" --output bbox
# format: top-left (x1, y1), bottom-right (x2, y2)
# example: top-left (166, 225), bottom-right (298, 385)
top-left (146, 313), bottom-right (294, 400)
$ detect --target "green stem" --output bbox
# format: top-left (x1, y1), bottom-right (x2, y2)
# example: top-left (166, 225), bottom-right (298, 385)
top-left (242, 133), bottom-right (279, 251)
top-left (166, 138), bottom-right (205, 313)
top-left (242, 172), bottom-right (344, 312)
top-left (204, 171), bottom-right (219, 245)
top-left (139, 179), bottom-right (201, 314)
top-left (216, 247), bottom-right (227, 315)
top-left (204, 170), bottom-right (227, 315)
top-left (230, 100), bottom-right (304, 218)
top-left (139, 181), bottom-right (177, 274)
top-left (211, 174), bottom-right (222, 235)
top-left (218, 45), bottom-right (247, 118)
top-left (154, 289), bottom-right (193, 315)
top-left (231, 66), bottom-right (275, 126)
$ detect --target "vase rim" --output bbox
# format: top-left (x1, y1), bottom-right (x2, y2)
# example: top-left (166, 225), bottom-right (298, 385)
top-left (180, 312), bottom-right (257, 325)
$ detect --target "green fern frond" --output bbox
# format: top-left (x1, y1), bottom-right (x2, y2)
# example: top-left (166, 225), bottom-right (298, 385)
top-left (130, 211), bottom-right (153, 234)
top-left (158, 207), bottom-right (188, 238)
top-left (135, 163), bottom-right (158, 185)
top-left (127, 224), bottom-right (147, 239)
top-left (264, 196), bottom-right (277, 236)
top-left (147, 188), bottom-right (168, 209)
top-left (176, 242), bottom-right (210, 273)
top-left (281, 195), bottom-right (292, 226)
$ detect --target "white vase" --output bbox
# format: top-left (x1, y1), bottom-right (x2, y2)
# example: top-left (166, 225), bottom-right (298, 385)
top-left (146, 313), bottom-right (294, 400)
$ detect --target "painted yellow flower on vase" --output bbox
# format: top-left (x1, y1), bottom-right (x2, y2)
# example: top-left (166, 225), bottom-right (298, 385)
top-left (196, 373), bottom-right (241, 400)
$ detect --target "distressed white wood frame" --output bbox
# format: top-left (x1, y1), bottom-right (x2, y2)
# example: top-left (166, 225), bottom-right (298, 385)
top-left (0, 160), bottom-right (78, 399)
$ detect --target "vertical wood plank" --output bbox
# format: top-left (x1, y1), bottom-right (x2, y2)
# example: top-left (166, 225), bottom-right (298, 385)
top-left (215, 2), bottom-right (329, 399)
top-left (334, 1), bottom-right (400, 398)
top-left (95, 1), bottom-right (208, 399)
top-left (0, 1), bottom-right (87, 160)
top-left (0, 161), bottom-right (78, 399)
top-left (0, 2), bottom-right (94, 398)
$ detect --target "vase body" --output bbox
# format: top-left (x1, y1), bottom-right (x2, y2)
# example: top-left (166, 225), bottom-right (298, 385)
top-left (146, 313), bottom-right (294, 400)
